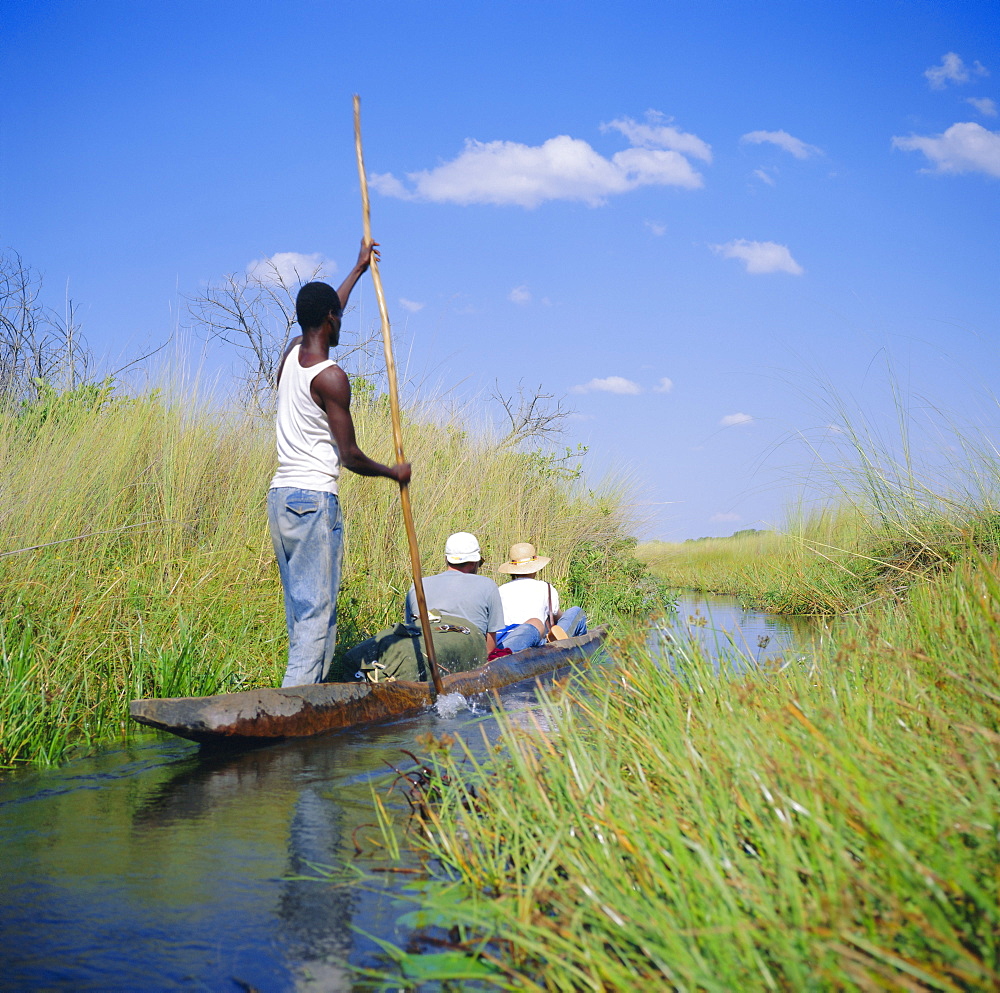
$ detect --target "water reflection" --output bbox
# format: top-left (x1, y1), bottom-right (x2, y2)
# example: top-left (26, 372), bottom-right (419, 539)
top-left (0, 601), bottom-right (818, 990)
top-left (0, 680), bottom-right (561, 991)
top-left (129, 744), bottom-right (357, 989)
top-left (652, 592), bottom-right (825, 673)
top-left (281, 789), bottom-right (353, 990)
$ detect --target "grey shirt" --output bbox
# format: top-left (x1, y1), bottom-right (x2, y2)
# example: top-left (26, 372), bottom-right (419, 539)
top-left (405, 571), bottom-right (505, 634)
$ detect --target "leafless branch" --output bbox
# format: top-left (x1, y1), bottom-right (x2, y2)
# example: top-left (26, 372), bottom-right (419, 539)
top-left (187, 258), bottom-right (381, 411)
top-left (0, 250), bottom-right (92, 405)
top-left (491, 380), bottom-right (574, 446)
top-left (109, 337), bottom-right (173, 379)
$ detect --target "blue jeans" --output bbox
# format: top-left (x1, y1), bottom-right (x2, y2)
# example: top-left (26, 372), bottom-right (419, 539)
top-left (267, 488), bottom-right (344, 686)
top-left (496, 606), bottom-right (588, 652)
top-left (496, 622), bottom-right (544, 653)
top-left (557, 606), bottom-right (588, 638)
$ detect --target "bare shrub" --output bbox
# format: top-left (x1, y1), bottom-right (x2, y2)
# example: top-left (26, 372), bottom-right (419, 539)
top-left (491, 379), bottom-right (574, 446)
top-left (188, 256), bottom-right (379, 411)
top-left (0, 250), bottom-right (91, 406)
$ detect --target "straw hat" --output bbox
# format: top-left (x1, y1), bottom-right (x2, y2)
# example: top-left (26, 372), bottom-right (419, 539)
top-left (497, 542), bottom-right (550, 575)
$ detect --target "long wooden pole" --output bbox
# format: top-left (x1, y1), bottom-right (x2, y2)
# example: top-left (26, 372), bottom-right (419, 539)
top-left (352, 95), bottom-right (444, 699)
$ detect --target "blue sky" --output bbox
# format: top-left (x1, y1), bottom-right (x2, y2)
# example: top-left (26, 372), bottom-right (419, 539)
top-left (2, 0), bottom-right (998, 539)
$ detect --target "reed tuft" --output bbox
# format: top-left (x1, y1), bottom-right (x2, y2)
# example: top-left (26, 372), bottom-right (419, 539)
top-left (404, 559), bottom-right (1000, 988)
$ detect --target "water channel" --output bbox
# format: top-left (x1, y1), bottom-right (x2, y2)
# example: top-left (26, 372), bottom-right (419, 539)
top-left (0, 594), bottom-right (823, 991)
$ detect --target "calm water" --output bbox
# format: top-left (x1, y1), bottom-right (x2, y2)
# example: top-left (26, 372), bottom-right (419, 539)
top-left (653, 592), bottom-right (824, 672)
top-left (0, 595), bottom-right (819, 991)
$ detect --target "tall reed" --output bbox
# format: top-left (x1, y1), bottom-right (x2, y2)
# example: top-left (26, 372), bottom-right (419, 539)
top-left (402, 557), bottom-right (1000, 989)
top-left (642, 388), bottom-right (1000, 614)
top-left (0, 381), bottom-right (647, 767)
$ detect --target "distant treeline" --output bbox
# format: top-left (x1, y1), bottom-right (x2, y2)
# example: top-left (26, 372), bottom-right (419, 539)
top-left (683, 527), bottom-right (772, 543)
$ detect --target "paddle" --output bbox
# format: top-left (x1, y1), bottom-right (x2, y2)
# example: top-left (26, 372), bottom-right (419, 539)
top-left (352, 95), bottom-right (444, 700)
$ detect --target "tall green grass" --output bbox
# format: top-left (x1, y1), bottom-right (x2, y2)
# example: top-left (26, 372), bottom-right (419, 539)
top-left (638, 507), bottom-right (893, 613)
top-left (398, 557), bottom-right (1000, 989)
top-left (641, 390), bottom-right (1000, 615)
top-left (380, 385), bottom-right (1000, 989)
top-left (0, 381), bottom-right (651, 768)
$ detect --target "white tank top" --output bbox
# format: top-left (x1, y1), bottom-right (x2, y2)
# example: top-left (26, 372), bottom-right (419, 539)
top-left (269, 345), bottom-right (341, 494)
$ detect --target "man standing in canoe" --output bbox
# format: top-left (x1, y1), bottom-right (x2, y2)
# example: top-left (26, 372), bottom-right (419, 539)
top-left (268, 239), bottom-right (410, 688)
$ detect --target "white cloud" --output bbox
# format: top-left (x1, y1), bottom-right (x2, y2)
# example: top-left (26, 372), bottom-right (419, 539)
top-left (508, 285), bottom-right (532, 304)
top-left (653, 377), bottom-right (674, 393)
top-left (710, 512), bottom-right (741, 522)
top-left (966, 97), bottom-right (998, 117)
top-left (711, 239), bottom-right (804, 275)
top-left (368, 173), bottom-right (410, 198)
top-left (247, 252), bottom-right (334, 286)
top-left (893, 121), bottom-right (1000, 178)
top-left (645, 220), bottom-right (667, 236)
top-left (603, 112), bottom-right (713, 162)
top-left (399, 298), bottom-right (425, 313)
top-left (924, 52), bottom-right (988, 89)
top-left (753, 168), bottom-right (776, 186)
top-left (720, 412), bottom-right (753, 427)
top-left (741, 129), bottom-right (822, 159)
top-left (370, 113), bottom-right (709, 208)
top-left (571, 376), bottom-right (643, 395)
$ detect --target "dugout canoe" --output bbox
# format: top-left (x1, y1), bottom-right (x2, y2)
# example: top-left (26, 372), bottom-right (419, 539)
top-left (129, 628), bottom-right (605, 746)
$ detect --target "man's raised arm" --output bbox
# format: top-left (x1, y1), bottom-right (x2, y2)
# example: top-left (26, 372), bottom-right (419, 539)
top-left (335, 238), bottom-right (380, 310)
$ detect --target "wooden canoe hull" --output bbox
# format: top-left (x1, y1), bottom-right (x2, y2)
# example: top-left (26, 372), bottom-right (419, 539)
top-left (129, 629), bottom-right (604, 745)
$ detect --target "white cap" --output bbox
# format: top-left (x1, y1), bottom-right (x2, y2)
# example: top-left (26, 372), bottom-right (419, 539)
top-left (445, 531), bottom-right (482, 564)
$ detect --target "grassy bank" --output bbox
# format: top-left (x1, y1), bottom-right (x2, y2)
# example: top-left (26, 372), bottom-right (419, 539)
top-left (378, 398), bottom-right (1000, 989)
top-left (393, 556), bottom-right (1000, 989)
top-left (641, 507), bottom-right (1000, 615)
top-left (641, 394), bottom-right (1000, 616)
top-left (0, 382), bottom-right (658, 768)
top-left (636, 509), bottom-right (894, 613)
top-left (640, 502), bottom-right (1000, 615)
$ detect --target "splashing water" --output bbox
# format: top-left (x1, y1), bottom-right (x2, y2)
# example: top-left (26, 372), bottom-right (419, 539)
top-left (434, 692), bottom-right (470, 718)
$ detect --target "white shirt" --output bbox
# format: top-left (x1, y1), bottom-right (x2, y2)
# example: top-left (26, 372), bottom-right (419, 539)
top-left (269, 345), bottom-right (341, 494)
top-left (498, 577), bottom-right (560, 626)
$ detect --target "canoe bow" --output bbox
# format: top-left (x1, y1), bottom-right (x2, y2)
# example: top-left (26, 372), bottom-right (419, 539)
top-left (130, 628), bottom-right (604, 744)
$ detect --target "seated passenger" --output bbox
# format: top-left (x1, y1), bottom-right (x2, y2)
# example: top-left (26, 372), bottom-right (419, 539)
top-left (495, 542), bottom-right (588, 653)
top-left (403, 531), bottom-right (504, 656)
top-left (333, 532), bottom-right (504, 683)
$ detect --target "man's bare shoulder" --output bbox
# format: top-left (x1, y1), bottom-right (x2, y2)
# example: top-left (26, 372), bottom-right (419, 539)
top-left (313, 362), bottom-right (350, 403)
